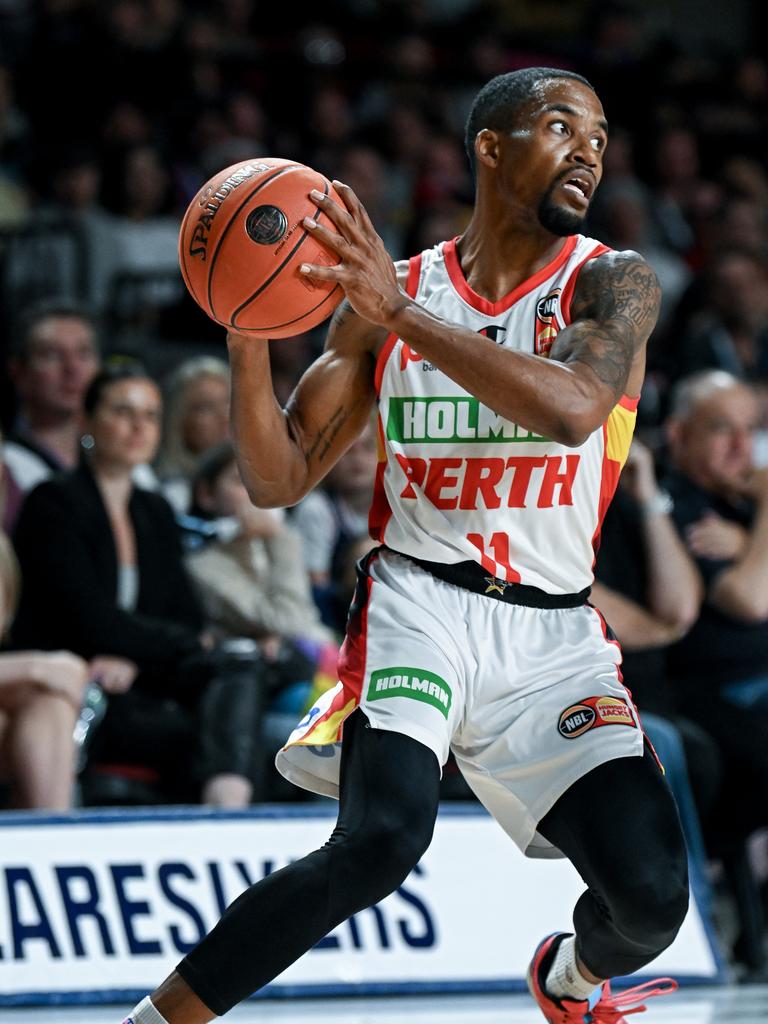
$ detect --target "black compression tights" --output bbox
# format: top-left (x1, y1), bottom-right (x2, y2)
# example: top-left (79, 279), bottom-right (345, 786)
top-left (177, 712), bottom-right (441, 1014)
top-left (537, 747), bottom-right (690, 978)
top-left (177, 717), bottom-right (688, 1015)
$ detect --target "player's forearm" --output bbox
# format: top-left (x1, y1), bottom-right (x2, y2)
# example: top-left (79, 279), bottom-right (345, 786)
top-left (227, 334), bottom-right (310, 507)
top-left (387, 302), bottom-right (611, 446)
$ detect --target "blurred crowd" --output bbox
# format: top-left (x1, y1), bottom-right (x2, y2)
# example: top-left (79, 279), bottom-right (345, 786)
top-left (1, 0), bottom-right (768, 975)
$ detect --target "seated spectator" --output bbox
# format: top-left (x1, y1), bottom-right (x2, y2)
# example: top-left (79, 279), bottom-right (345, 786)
top-left (12, 363), bottom-right (266, 807)
top-left (666, 371), bottom-right (768, 690)
top-left (592, 440), bottom-right (719, 914)
top-left (290, 420), bottom-right (377, 630)
top-left (189, 442), bottom-right (332, 645)
top-left (157, 356), bottom-right (230, 513)
top-left (4, 301), bottom-right (100, 498)
top-left (0, 528), bottom-right (88, 810)
top-left (187, 442), bottom-right (335, 717)
top-left (665, 370), bottom-right (768, 965)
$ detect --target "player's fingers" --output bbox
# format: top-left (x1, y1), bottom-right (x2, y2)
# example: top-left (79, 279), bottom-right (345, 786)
top-left (331, 179), bottom-right (360, 216)
top-left (333, 179), bottom-right (375, 233)
top-left (303, 217), bottom-right (349, 253)
top-left (309, 188), bottom-right (359, 239)
top-left (299, 262), bottom-right (343, 282)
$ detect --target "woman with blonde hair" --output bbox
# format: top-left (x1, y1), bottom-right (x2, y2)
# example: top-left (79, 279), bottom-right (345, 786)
top-left (157, 355), bottom-right (231, 513)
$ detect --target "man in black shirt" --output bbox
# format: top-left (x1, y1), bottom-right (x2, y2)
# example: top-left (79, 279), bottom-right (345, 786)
top-left (666, 370), bottom-right (768, 692)
top-left (665, 370), bottom-right (768, 828)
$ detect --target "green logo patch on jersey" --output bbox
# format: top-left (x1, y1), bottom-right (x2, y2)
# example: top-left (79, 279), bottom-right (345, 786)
top-left (367, 667), bottom-right (453, 718)
top-left (386, 396), bottom-right (547, 444)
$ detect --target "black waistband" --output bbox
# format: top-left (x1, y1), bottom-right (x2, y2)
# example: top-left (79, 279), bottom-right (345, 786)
top-left (397, 551), bottom-right (590, 609)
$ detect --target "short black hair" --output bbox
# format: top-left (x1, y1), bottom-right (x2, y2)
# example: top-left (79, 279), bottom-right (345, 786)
top-left (11, 299), bottom-right (99, 363)
top-left (464, 67), bottom-right (595, 178)
top-left (83, 359), bottom-right (154, 415)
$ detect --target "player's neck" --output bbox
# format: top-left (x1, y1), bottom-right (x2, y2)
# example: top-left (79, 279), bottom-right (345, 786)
top-left (457, 211), bottom-right (568, 303)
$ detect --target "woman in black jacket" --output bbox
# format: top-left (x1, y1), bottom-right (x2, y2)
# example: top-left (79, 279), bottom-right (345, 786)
top-left (12, 363), bottom-right (265, 805)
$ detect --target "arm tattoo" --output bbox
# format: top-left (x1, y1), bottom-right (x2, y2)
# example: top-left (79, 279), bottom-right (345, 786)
top-left (305, 405), bottom-right (349, 463)
top-left (550, 252), bottom-right (661, 394)
top-left (327, 298), bottom-right (356, 334)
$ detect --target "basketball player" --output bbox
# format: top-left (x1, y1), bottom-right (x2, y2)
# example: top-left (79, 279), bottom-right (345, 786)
top-left (125, 68), bottom-right (688, 1024)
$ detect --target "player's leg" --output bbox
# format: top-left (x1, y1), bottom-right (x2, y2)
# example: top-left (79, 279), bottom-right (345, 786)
top-left (529, 746), bottom-right (688, 1016)
top-left (123, 711), bottom-right (441, 1024)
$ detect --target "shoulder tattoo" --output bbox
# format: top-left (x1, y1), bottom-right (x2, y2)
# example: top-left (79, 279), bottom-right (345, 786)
top-left (550, 251), bottom-right (661, 395)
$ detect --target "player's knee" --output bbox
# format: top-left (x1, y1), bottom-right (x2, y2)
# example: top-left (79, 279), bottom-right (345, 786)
top-left (335, 798), bottom-right (436, 910)
top-left (612, 864), bottom-right (689, 950)
top-left (357, 809), bottom-right (434, 887)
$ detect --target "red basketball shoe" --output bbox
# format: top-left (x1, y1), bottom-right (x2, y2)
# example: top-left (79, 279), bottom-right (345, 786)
top-left (527, 932), bottom-right (678, 1023)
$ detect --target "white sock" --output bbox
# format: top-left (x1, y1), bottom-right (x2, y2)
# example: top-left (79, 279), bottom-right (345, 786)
top-left (545, 936), bottom-right (599, 1002)
top-left (122, 996), bottom-right (170, 1024)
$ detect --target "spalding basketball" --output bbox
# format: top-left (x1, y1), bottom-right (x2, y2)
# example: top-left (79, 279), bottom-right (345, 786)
top-left (179, 158), bottom-right (344, 338)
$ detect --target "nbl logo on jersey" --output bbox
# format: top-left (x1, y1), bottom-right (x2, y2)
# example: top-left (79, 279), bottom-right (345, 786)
top-left (534, 288), bottom-right (561, 357)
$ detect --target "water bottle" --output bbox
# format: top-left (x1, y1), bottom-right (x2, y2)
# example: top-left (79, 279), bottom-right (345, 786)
top-left (73, 681), bottom-right (108, 773)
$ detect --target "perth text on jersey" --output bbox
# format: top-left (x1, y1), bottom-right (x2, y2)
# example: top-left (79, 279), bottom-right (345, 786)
top-left (387, 396), bottom-right (548, 444)
top-left (395, 452), bottom-right (581, 510)
top-left (367, 667), bottom-right (453, 718)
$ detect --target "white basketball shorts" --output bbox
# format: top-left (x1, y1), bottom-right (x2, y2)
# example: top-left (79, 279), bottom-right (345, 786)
top-left (276, 548), bottom-right (646, 857)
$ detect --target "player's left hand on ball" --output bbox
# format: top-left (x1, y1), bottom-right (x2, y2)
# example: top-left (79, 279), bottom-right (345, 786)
top-left (299, 180), bottom-right (408, 328)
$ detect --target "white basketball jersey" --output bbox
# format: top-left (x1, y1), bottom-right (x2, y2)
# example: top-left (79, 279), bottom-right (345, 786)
top-left (368, 235), bottom-right (638, 594)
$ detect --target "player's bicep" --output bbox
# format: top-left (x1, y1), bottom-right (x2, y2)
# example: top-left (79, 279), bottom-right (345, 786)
top-left (549, 251), bottom-right (660, 402)
top-left (284, 299), bottom-right (380, 493)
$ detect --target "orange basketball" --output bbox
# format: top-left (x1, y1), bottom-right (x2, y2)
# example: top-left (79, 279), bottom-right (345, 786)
top-left (178, 157), bottom-right (344, 338)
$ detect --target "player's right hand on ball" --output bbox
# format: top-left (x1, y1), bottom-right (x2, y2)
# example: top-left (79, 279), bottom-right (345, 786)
top-left (299, 181), bottom-right (409, 329)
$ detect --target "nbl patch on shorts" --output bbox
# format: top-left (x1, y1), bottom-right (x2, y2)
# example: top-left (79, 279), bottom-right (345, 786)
top-left (557, 696), bottom-right (636, 739)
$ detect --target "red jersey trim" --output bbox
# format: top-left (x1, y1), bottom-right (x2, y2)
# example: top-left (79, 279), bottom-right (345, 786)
top-left (443, 235), bottom-right (578, 317)
top-left (618, 393), bottom-right (641, 411)
top-left (591, 421), bottom-right (620, 565)
top-left (374, 253), bottom-right (422, 394)
top-left (559, 242), bottom-right (611, 324)
top-left (336, 568), bottom-right (373, 713)
top-left (368, 413), bottom-right (393, 542)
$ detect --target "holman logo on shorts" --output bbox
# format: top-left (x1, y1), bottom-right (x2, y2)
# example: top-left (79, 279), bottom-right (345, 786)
top-left (386, 396), bottom-right (548, 444)
top-left (367, 667), bottom-right (453, 719)
top-left (558, 696), bottom-right (636, 739)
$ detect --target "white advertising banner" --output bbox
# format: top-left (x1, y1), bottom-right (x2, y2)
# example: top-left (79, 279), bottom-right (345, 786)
top-left (0, 806), bottom-right (724, 1005)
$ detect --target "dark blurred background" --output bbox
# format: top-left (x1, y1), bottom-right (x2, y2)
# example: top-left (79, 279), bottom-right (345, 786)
top-left (0, 0), bottom-right (767, 421)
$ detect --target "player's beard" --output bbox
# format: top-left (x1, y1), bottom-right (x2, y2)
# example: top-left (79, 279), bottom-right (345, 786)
top-left (537, 182), bottom-right (588, 236)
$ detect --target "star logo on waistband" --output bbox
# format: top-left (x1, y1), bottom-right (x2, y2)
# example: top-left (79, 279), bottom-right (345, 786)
top-left (484, 577), bottom-right (511, 595)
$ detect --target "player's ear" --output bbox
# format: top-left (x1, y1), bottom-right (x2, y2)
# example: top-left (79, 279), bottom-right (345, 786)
top-left (475, 129), bottom-right (500, 170)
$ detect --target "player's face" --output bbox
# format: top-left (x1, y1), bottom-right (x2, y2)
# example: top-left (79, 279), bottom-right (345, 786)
top-left (497, 80), bottom-right (607, 236)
